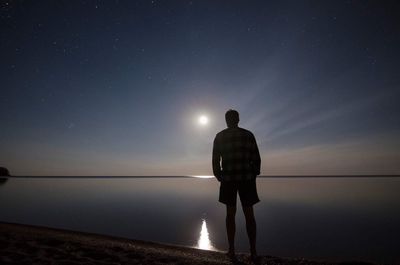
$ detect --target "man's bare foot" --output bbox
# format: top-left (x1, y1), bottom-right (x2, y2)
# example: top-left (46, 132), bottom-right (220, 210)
top-left (250, 254), bottom-right (261, 265)
top-left (226, 250), bottom-right (236, 260)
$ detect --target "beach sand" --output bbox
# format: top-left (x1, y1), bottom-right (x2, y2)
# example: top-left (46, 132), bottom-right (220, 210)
top-left (0, 222), bottom-right (372, 265)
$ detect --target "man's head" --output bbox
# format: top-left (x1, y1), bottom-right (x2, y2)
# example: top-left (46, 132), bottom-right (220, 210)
top-left (0, 167), bottom-right (10, 177)
top-left (225, 109), bottom-right (239, 128)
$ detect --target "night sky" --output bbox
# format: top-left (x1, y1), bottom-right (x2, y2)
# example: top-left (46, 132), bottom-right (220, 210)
top-left (1, 1), bottom-right (399, 176)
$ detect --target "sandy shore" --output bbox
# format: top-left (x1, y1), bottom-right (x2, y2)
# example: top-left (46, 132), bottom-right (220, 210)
top-left (0, 222), bottom-right (373, 265)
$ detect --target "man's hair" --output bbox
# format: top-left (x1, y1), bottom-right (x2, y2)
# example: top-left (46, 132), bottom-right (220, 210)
top-left (0, 167), bottom-right (10, 176)
top-left (225, 109), bottom-right (239, 127)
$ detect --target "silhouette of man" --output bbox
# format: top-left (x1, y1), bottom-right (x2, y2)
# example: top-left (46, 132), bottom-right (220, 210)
top-left (212, 109), bottom-right (261, 261)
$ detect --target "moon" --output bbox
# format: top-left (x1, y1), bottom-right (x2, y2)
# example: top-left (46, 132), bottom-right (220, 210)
top-left (198, 115), bottom-right (209, 125)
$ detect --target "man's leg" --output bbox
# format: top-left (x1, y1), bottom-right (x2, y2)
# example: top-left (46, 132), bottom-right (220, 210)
top-left (226, 205), bottom-right (236, 255)
top-left (243, 206), bottom-right (257, 257)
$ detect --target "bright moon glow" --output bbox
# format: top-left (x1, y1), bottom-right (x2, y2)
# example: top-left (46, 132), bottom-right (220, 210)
top-left (192, 175), bottom-right (213, 179)
top-left (198, 115), bottom-right (208, 125)
top-left (197, 219), bottom-right (213, 250)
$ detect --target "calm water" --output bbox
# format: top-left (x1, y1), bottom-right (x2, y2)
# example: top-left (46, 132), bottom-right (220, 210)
top-left (0, 177), bottom-right (399, 264)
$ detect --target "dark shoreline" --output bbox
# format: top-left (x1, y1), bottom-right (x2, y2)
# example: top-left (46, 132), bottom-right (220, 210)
top-left (0, 222), bottom-right (376, 265)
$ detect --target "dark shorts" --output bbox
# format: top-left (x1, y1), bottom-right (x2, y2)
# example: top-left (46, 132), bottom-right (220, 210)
top-left (219, 180), bottom-right (260, 207)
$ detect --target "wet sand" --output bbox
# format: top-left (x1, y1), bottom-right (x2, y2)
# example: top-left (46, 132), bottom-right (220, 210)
top-left (0, 222), bottom-right (373, 265)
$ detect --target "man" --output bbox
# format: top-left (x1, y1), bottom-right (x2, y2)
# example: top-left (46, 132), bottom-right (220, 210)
top-left (212, 109), bottom-right (261, 261)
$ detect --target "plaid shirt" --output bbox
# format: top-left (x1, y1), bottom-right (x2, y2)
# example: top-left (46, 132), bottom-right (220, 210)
top-left (212, 127), bottom-right (261, 182)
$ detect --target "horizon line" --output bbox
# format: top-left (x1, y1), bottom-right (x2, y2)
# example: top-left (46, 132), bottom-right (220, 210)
top-left (2, 174), bottom-right (400, 178)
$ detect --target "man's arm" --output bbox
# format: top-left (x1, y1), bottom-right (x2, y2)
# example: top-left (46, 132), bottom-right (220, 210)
top-left (212, 135), bottom-right (222, 181)
top-left (251, 134), bottom-right (261, 176)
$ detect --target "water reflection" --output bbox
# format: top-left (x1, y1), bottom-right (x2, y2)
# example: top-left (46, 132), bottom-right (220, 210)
top-left (1, 177), bottom-right (399, 263)
top-left (197, 219), bottom-right (214, 250)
